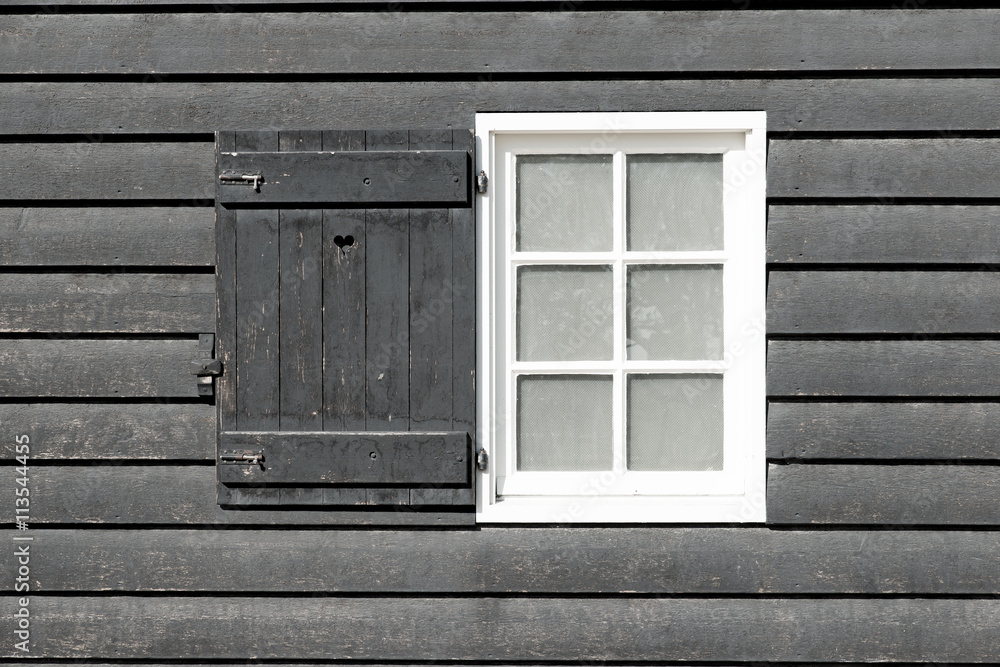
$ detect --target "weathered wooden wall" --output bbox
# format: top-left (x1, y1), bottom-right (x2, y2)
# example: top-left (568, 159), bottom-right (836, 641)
top-left (2, 2), bottom-right (1000, 662)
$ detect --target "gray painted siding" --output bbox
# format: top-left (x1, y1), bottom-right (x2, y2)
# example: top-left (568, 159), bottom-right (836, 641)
top-left (2, 4), bottom-right (999, 662)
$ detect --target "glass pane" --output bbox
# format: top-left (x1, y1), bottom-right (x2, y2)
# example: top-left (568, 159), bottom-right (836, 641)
top-left (517, 155), bottom-right (613, 252)
top-left (627, 374), bottom-right (723, 471)
top-left (627, 265), bottom-right (723, 360)
top-left (627, 154), bottom-right (723, 251)
top-left (518, 375), bottom-right (613, 471)
top-left (518, 266), bottom-right (613, 361)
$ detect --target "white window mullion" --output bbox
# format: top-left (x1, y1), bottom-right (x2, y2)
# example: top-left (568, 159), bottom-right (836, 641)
top-left (612, 150), bottom-right (626, 476)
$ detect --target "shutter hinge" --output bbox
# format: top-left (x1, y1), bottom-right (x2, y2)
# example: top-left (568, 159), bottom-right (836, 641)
top-left (476, 170), bottom-right (488, 194)
top-left (192, 333), bottom-right (222, 397)
top-left (219, 170), bottom-right (263, 192)
top-left (220, 449), bottom-right (265, 468)
top-left (476, 448), bottom-right (489, 471)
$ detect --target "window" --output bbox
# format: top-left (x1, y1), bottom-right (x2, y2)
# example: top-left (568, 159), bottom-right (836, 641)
top-left (476, 113), bottom-right (766, 523)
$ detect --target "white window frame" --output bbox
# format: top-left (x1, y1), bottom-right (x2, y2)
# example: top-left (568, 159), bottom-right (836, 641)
top-left (476, 112), bottom-right (767, 523)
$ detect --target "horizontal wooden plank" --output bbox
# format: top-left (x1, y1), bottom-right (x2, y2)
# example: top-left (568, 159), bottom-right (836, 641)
top-left (220, 150), bottom-right (469, 205)
top-left (0, 207), bottom-right (215, 266)
top-left (5, 11), bottom-right (1000, 75)
top-left (6, 79), bottom-right (1000, 135)
top-left (219, 431), bottom-right (470, 485)
top-left (0, 339), bottom-right (202, 398)
top-left (769, 139), bottom-right (1000, 199)
top-left (0, 273), bottom-right (214, 333)
top-left (767, 340), bottom-right (1000, 397)
top-left (0, 465), bottom-right (471, 525)
top-left (768, 402), bottom-right (1000, 460)
top-left (5, 597), bottom-right (1000, 661)
top-left (767, 271), bottom-right (1000, 334)
top-left (768, 205), bottom-right (1000, 264)
top-left (768, 463), bottom-right (1000, 525)
top-left (10, 527), bottom-right (1000, 594)
top-left (0, 143), bottom-right (214, 201)
top-left (0, 403), bottom-right (213, 459)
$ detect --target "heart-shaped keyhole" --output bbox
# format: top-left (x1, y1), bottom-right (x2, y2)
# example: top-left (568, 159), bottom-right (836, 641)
top-left (334, 235), bottom-right (355, 249)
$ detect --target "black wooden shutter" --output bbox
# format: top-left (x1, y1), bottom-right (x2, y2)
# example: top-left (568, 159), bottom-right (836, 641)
top-left (215, 130), bottom-right (475, 513)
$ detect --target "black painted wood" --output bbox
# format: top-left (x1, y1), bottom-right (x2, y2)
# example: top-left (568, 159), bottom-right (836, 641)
top-left (769, 139), bottom-right (1000, 199)
top-left (0, 339), bottom-right (201, 398)
top-left (6, 597), bottom-right (1000, 662)
top-left (768, 402), bottom-right (1000, 461)
top-left (9, 79), bottom-right (1000, 135)
top-left (0, 143), bottom-right (214, 201)
top-left (11, 527), bottom-right (1000, 594)
top-left (0, 404), bottom-right (214, 460)
top-left (452, 129), bottom-right (477, 442)
top-left (7, 11), bottom-right (1000, 75)
top-left (216, 131), bottom-right (238, 433)
top-left (768, 205), bottom-right (1000, 264)
top-left (219, 150), bottom-right (468, 206)
top-left (767, 340), bottom-right (1000, 397)
top-left (768, 271), bottom-right (1000, 334)
top-left (410, 130), bottom-right (454, 431)
top-left (323, 207), bottom-right (367, 431)
top-left (0, 466), bottom-right (472, 525)
top-left (0, 207), bottom-right (214, 266)
top-left (218, 431), bottom-right (470, 485)
top-left (234, 131), bottom-right (280, 431)
top-left (366, 207), bottom-right (410, 431)
top-left (0, 274), bottom-right (214, 333)
top-left (768, 464), bottom-right (1000, 525)
top-left (278, 132), bottom-right (323, 431)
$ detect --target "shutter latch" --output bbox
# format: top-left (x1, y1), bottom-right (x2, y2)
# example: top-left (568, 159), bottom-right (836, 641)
top-left (192, 333), bottom-right (222, 397)
top-left (476, 448), bottom-right (489, 471)
top-left (220, 449), bottom-right (265, 468)
top-left (476, 170), bottom-right (488, 194)
top-left (219, 170), bottom-right (263, 192)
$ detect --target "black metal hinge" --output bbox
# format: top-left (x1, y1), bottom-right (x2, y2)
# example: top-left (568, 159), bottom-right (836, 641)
top-left (192, 333), bottom-right (222, 397)
top-left (476, 170), bottom-right (488, 194)
top-left (476, 448), bottom-right (489, 471)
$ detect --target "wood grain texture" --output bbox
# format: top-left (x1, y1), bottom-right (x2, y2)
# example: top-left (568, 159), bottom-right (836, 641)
top-left (219, 151), bottom-right (468, 205)
top-left (768, 402), bottom-right (1000, 461)
top-left (323, 208), bottom-right (366, 431)
top-left (7, 79), bottom-right (1000, 135)
top-left (216, 132), bottom-right (238, 432)
top-left (5, 596), bottom-right (1000, 661)
top-left (0, 143), bottom-right (214, 201)
top-left (0, 403), bottom-right (214, 460)
top-left (0, 273), bottom-right (214, 333)
top-left (5, 11), bottom-right (1000, 75)
top-left (0, 207), bottom-right (215, 266)
top-left (365, 208), bottom-right (409, 431)
top-left (0, 339), bottom-right (201, 398)
top-left (769, 139), bottom-right (1000, 199)
top-left (217, 431), bottom-right (469, 485)
top-left (768, 463), bottom-right (1000, 525)
top-left (0, 465), bottom-right (471, 525)
top-left (767, 271), bottom-right (1000, 334)
top-left (9, 527), bottom-right (1000, 594)
top-left (767, 340), bottom-right (1000, 397)
top-left (768, 205), bottom-right (1000, 264)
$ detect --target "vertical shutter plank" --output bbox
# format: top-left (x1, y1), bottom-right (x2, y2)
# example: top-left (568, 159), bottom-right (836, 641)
top-left (323, 209), bottom-right (366, 431)
top-left (365, 130), bottom-right (410, 431)
top-left (366, 208), bottom-right (409, 431)
top-left (216, 131), bottom-right (238, 432)
top-left (322, 130), bottom-right (366, 431)
top-left (278, 131), bottom-right (323, 430)
top-left (452, 129), bottom-right (476, 440)
top-left (235, 131), bottom-right (280, 430)
top-left (409, 130), bottom-right (455, 430)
